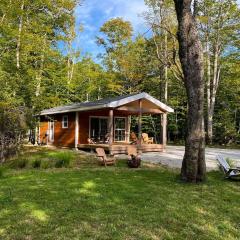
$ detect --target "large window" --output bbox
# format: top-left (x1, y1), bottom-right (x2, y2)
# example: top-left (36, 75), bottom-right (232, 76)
top-left (90, 117), bottom-right (108, 142)
top-left (62, 115), bottom-right (68, 128)
top-left (114, 117), bottom-right (126, 142)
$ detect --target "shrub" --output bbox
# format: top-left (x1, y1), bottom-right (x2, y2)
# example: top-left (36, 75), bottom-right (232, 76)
top-left (54, 151), bottom-right (74, 168)
top-left (0, 166), bottom-right (5, 178)
top-left (127, 155), bottom-right (141, 168)
top-left (32, 159), bottom-right (41, 168)
top-left (41, 160), bottom-right (53, 169)
top-left (17, 158), bottom-right (28, 168)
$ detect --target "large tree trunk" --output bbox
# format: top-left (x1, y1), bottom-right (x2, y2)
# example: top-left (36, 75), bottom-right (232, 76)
top-left (174, 0), bottom-right (206, 182)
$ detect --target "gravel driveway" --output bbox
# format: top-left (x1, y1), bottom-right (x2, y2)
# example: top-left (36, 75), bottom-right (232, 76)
top-left (141, 145), bottom-right (240, 171)
top-left (115, 145), bottom-right (240, 171)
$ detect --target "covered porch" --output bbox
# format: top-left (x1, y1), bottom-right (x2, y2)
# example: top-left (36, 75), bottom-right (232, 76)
top-left (76, 93), bottom-right (173, 155)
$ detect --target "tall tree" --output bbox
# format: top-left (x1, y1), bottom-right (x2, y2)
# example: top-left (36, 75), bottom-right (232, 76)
top-left (174, 0), bottom-right (206, 182)
top-left (198, 0), bottom-right (240, 144)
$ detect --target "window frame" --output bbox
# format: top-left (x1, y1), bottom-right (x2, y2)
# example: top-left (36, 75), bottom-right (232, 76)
top-left (114, 117), bottom-right (127, 142)
top-left (62, 115), bottom-right (68, 129)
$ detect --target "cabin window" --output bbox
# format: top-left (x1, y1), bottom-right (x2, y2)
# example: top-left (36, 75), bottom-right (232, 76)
top-left (90, 117), bottom-right (108, 142)
top-left (62, 115), bottom-right (68, 128)
top-left (114, 117), bottom-right (126, 142)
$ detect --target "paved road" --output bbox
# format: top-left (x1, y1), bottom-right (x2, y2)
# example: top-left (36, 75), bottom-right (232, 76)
top-left (141, 145), bottom-right (240, 171)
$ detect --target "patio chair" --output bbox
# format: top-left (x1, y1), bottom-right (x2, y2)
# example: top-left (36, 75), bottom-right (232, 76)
top-left (96, 148), bottom-right (116, 167)
top-left (130, 132), bottom-right (138, 144)
top-left (87, 138), bottom-right (96, 144)
top-left (142, 133), bottom-right (154, 144)
top-left (216, 155), bottom-right (240, 179)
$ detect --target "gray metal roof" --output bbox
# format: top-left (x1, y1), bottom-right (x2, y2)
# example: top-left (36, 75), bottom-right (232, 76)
top-left (40, 92), bottom-right (174, 115)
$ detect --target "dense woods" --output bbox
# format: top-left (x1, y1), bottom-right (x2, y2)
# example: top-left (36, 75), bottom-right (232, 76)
top-left (0, 0), bottom-right (239, 162)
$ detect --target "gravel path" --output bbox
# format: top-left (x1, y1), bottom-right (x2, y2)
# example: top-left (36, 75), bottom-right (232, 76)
top-left (117, 145), bottom-right (240, 171)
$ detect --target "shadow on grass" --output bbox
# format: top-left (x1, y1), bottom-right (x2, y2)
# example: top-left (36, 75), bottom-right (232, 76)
top-left (0, 168), bottom-right (239, 240)
top-left (0, 147), bottom-right (240, 239)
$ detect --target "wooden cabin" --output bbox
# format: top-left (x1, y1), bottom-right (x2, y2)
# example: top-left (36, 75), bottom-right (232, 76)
top-left (38, 92), bottom-right (174, 154)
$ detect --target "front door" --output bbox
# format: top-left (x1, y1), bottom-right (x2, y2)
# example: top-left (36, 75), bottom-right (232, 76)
top-left (49, 120), bottom-right (54, 142)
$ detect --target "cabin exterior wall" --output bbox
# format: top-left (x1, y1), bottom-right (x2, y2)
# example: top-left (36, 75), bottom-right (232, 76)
top-left (39, 109), bottom-right (129, 147)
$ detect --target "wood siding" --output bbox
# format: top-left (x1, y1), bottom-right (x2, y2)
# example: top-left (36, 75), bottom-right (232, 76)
top-left (39, 113), bottom-right (75, 147)
top-left (78, 109), bottom-right (129, 144)
top-left (39, 109), bottom-right (129, 147)
top-left (54, 113), bottom-right (75, 147)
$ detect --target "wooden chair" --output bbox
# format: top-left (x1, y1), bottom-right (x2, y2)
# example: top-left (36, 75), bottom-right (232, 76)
top-left (96, 148), bottom-right (116, 167)
top-left (130, 132), bottom-right (138, 144)
top-left (142, 133), bottom-right (154, 144)
top-left (216, 155), bottom-right (240, 179)
top-left (87, 138), bottom-right (95, 144)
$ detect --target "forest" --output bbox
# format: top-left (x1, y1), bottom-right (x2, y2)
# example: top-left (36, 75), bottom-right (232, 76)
top-left (0, 0), bottom-right (239, 159)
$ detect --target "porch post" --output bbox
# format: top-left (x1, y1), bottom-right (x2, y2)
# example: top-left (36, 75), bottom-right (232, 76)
top-left (108, 109), bottom-right (114, 145)
top-left (138, 99), bottom-right (142, 145)
top-left (126, 116), bottom-right (131, 143)
top-left (75, 111), bottom-right (79, 149)
top-left (161, 113), bottom-right (167, 150)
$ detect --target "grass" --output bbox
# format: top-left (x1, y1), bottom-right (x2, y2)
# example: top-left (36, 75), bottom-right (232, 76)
top-left (0, 147), bottom-right (239, 240)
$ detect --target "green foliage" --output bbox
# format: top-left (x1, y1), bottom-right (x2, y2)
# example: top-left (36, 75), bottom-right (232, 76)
top-left (16, 158), bottom-right (29, 169)
top-left (54, 151), bottom-right (74, 168)
top-left (0, 0), bottom-right (239, 148)
top-left (41, 160), bottom-right (53, 169)
top-left (0, 102), bottom-right (29, 162)
top-left (0, 166), bottom-right (5, 178)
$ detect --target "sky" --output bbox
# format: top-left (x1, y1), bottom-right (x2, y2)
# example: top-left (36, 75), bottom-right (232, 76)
top-left (72, 0), bottom-right (240, 61)
top-left (74, 0), bottom-right (149, 60)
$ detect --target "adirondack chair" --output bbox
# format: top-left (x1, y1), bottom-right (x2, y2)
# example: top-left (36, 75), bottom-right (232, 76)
top-left (142, 133), bottom-right (154, 144)
top-left (95, 148), bottom-right (116, 167)
top-left (216, 155), bottom-right (240, 179)
top-left (130, 132), bottom-right (138, 144)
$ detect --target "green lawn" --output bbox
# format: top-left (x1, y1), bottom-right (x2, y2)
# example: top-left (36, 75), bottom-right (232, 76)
top-left (0, 148), bottom-right (239, 240)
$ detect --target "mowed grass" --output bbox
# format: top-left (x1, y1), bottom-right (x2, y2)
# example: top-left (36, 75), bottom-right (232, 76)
top-left (0, 147), bottom-right (240, 240)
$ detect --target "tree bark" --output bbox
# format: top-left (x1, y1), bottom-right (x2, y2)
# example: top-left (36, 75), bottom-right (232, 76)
top-left (35, 34), bottom-right (46, 97)
top-left (205, 4), bottom-right (223, 144)
top-left (174, 0), bottom-right (206, 182)
top-left (16, 0), bottom-right (24, 69)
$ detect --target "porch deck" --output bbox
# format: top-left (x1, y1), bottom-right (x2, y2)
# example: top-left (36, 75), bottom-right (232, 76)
top-left (77, 143), bottom-right (163, 155)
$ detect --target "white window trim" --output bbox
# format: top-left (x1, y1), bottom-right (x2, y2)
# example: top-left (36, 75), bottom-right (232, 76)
top-left (62, 115), bottom-right (68, 128)
top-left (114, 117), bottom-right (127, 142)
top-left (48, 120), bottom-right (54, 142)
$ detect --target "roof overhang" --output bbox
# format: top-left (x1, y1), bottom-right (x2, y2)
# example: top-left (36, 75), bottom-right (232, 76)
top-left (39, 92), bottom-right (174, 116)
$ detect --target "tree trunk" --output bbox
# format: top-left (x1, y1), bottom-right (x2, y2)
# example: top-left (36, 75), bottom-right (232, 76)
top-left (16, 0), bottom-right (24, 69)
top-left (35, 34), bottom-right (46, 97)
top-left (164, 37), bottom-right (168, 103)
top-left (206, 4), bottom-right (222, 144)
top-left (174, 0), bottom-right (206, 182)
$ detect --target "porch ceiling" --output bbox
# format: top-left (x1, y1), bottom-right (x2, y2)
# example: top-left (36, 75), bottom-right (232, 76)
top-left (116, 99), bottom-right (165, 114)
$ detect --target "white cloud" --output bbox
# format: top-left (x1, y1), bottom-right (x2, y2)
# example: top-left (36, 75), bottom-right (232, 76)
top-left (74, 0), bottom-right (148, 58)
